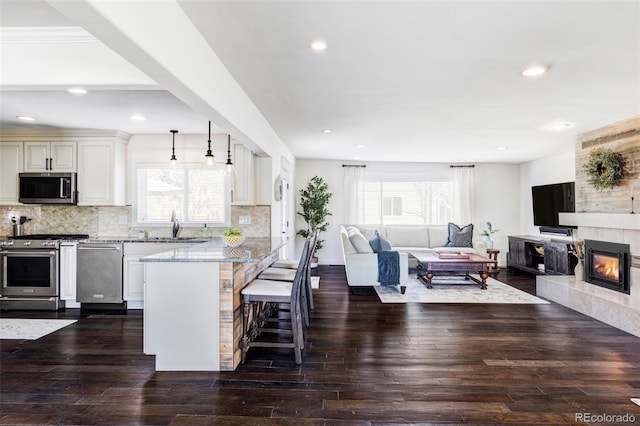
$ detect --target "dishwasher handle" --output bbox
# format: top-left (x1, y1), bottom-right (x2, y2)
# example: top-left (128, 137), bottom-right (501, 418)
top-left (78, 246), bottom-right (122, 251)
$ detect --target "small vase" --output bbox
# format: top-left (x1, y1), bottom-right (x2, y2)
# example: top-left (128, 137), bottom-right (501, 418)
top-left (574, 259), bottom-right (584, 281)
top-left (485, 238), bottom-right (494, 249)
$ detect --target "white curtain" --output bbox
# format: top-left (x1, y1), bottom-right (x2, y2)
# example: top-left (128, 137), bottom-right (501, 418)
top-left (452, 166), bottom-right (475, 225)
top-left (343, 166), bottom-right (363, 224)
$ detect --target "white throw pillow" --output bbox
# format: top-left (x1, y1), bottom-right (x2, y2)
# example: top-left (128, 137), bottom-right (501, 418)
top-left (349, 231), bottom-right (374, 253)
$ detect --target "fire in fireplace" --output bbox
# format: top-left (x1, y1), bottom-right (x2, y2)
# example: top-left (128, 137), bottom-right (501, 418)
top-left (592, 254), bottom-right (620, 281)
top-left (584, 239), bottom-right (630, 294)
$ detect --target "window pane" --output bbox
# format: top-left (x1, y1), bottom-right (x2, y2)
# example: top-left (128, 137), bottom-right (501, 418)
top-left (359, 180), bottom-right (453, 225)
top-left (137, 169), bottom-right (184, 223)
top-left (187, 169), bottom-right (226, 222)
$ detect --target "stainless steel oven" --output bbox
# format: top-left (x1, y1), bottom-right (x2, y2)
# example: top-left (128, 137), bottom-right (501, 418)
top-left (0, 234), bottom-right (88, 310)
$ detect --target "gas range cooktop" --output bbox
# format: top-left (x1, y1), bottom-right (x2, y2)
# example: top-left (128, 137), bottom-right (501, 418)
top-left (10, 234), bottom-right (89, 240)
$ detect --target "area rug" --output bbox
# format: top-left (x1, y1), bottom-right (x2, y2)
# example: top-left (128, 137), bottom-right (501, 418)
top-left (374, 276), bottom-right (549, 304)
top-left (0, 318), bottom-right (77, 340)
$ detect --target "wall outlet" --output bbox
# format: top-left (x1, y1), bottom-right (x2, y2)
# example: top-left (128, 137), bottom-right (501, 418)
top-left (239, 215), bottom-right (251, 225)
top-left (118, 215), bottom-right (128, 225)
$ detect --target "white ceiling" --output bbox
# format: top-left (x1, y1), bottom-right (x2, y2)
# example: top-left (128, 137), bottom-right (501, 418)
top-left (1, 0), bottom-right (639, 164)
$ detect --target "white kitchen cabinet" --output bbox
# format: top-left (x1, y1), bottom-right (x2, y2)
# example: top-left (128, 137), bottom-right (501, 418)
top-left (0, 142), bottom-right (23, 205)
top-left (24, 141), bottom-right (76, 172)
top-left (77, 136), bottom-right (127, 206)
top-left (232, 143), bottom-right (254, 205)
top-left (59, 242), bottom-right (80, 308)
top-left (123, 242), bottom-right (199, 307)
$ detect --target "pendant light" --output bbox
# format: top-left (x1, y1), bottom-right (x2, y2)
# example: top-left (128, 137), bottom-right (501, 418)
top-left (225, 134), bottom-right (238, 177)
top-left (169, 130), bottom-right (178, 166)
top-left (204, 120), bottom-right (215, 167)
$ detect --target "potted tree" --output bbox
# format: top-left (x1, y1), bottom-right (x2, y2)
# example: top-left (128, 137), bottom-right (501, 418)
top-left (297, 176), bottom-right (333, 267)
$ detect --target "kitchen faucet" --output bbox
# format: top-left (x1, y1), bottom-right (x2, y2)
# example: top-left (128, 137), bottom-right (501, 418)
top-left (170, 210), bottom-right (180, 238)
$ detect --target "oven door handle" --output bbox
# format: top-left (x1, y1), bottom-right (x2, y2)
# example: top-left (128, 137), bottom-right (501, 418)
top-left (1, 250), bottom-right (57, 256)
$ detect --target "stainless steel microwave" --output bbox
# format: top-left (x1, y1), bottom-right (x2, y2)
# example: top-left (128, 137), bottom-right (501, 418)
top-left (19, 172), bottom-right (77, 205)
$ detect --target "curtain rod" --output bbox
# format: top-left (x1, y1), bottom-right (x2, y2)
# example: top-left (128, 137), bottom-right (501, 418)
top-left (342, 164), bottom-right (367, 168)
top-left (449, 164), bottom-right (475, 168)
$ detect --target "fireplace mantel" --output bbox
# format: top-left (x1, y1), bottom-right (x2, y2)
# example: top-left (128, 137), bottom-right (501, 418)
top-left (559, 213), bottom-right (640, 231)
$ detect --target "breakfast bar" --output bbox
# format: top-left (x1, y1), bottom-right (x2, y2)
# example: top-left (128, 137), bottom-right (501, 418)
top-left (141, 238), bottom-right (287, 371)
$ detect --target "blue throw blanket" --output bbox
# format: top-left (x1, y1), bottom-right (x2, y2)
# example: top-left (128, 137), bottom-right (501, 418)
top-left (377, 250), bottom-right (400, 286)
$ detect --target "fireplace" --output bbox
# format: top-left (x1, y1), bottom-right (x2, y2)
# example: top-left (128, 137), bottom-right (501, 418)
top-left (584, 239), bottom-right (631, 294)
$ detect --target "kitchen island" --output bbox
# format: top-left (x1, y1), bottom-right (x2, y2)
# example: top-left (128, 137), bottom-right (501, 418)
top-left (141, 237), bottom-right (288, 371)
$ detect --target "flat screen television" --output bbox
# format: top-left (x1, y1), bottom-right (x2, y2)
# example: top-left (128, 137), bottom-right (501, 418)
top-left (531, 181), bottom-right (575, 227)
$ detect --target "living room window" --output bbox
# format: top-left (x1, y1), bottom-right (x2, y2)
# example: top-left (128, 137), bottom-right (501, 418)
top-left (383, 196), bottom-right (403, 217)
top-left (359, 179), bottom-right (453, 225)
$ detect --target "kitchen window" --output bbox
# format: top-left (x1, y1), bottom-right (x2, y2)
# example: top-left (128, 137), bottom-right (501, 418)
top-left (135, 166), bottom-right (229, 226)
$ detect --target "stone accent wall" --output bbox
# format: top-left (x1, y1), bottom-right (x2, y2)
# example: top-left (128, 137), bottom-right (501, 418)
top-left (575, 116), bottom-right (640, 213)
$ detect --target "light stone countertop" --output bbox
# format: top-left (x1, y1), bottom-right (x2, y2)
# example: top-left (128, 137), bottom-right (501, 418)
top-left (81, 237), bottom-right (210, 243)
top-left (140, 237), bottom-right (288, 263)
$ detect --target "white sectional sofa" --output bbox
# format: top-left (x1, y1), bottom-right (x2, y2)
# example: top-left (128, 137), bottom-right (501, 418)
top-left (339, 224), bottom-right (487, 290)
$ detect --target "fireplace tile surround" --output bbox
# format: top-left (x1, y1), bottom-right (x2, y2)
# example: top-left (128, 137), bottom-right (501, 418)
top-left (537, 213), bottom-right (640, 338)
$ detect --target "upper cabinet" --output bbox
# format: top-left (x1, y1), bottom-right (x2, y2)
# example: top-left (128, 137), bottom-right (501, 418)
top-left (77, 135), bottom-right (128, 206)
top-left (0, 142), bottom-right (23, 205)
top-left (24, 141), bottom-right (76, 172)
top-left (232, 143), bottom-right (254, 205)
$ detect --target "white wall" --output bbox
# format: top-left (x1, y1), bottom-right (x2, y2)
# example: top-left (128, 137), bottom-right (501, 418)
top-left (519, 150), bottom-right (576, 237)
top-left (295, 159), bottom-right (521, 266)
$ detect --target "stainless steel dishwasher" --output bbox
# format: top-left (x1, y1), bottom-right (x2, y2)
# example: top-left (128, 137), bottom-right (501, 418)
top-left (77, 242), bottom-right (125, 308)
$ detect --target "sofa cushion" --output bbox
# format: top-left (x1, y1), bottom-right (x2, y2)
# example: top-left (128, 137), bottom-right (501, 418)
top-left (349, 230), bottom-right (374, 253)
top-left (428, 226), bottom-right (449, 247)
top-left (385, 226), bottom-right (429, 247)
top-left (341, 230), bottom-right (357, 255)
top-left (445, 223), bottom-right (473, 247)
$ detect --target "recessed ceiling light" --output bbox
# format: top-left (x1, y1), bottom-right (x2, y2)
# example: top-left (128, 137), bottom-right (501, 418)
top-left (16, 115), bottom-right (36, 121)
top-left (68, 87), bottom-right (87, 95)
top-left (544, 121), bottom-right (573, 131)
top-left (521, 64), bottom-right (548, 77)
top-left (310, 39), bottom-right (327, 52)
top-left (357, 144), bottom-right (366, 148)
top-left (497, 146), bottom-right (508, 150)
top-left (323, 129), bottom-right (331, 134)
top-left (130, 115), bottom-right (146, 121)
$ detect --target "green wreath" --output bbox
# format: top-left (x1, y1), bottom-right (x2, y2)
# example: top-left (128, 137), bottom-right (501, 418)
top-left (582, 147), bottom-right (625, 191)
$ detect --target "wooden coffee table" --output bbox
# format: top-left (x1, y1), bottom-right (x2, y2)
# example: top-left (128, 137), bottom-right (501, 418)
top-left (411, 252), bottom-right (497, 290)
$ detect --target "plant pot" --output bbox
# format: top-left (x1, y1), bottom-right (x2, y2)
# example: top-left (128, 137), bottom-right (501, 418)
top-left (310, 256), bottom-right (319, 268)
top-left (223, 235), bottom-right (245, 247)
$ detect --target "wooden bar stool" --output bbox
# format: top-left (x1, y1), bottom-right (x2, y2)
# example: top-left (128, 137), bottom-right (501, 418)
top-left (240, 235), bottom-right (314, 364)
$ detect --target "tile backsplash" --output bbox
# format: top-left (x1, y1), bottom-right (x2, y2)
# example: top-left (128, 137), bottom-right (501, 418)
top-left (0, 205), bottom-right (271, 239)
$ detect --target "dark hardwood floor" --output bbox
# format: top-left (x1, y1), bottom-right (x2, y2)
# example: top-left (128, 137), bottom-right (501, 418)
top-left (2, 266), bottom-right (640, 425)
